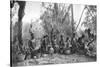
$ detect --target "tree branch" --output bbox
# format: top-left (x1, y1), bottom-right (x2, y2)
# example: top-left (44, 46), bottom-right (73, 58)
top-left (62, 4), bottom-right (71, 23)
top-left (86, 6), bottom-right (94, 17)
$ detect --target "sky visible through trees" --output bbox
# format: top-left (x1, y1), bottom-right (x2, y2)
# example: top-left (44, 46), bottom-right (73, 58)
top-left (22, 1), bottom-right (86, 31)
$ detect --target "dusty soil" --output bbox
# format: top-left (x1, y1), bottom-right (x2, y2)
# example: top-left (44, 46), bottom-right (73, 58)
top-left (13, 54), bottom-right (96, 66)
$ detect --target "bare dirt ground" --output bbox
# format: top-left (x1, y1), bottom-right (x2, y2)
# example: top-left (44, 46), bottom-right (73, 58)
top-left (13, 53), bottom-right (96, 67)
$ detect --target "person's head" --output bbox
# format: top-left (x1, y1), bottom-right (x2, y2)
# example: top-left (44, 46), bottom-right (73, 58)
top-left (30, 23), bottom-right (32, 28)
top-left (81, 34), bottom-right (85, 38)
top-left (66, 37), bottom-right (69, 41)
top-left (87, 28), bottom-right (91, 32)
top-left (73, 33), bottom-right (76, 37)
top-left (60, 34), bottom-right (63, 38)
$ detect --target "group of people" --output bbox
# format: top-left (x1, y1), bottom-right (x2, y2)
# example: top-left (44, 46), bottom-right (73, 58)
top-left (24, 33), bottom-right (73, 60)
top-left (40, 34), bottom-right (72, 54)
top-left (24, 28), bottom-right (96, 60)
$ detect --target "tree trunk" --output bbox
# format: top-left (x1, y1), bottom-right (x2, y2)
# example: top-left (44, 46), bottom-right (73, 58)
top-left (70, 4), bottom-right (75, 53)
top-left (71, 4), bottom-right (74, 38)
top-left (17, 1), bottom-right (26, 52)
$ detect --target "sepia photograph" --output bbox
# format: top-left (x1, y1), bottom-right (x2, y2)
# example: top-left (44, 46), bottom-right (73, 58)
top-left (10, 0), bottom-right (97, 66)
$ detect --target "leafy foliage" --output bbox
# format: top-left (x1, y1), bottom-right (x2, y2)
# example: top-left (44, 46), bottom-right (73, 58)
top-left (79, 5), bottom-right (97, 57)
top-left (40, 3), bottom-right (72, 37)
top-left (83, 5), bottom-right (97, 35)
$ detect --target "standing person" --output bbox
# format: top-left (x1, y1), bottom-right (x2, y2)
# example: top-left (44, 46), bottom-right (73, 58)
top-left (59, 34), bottom-right (64, 54)
top-left (54, 37), bottom-right (59, 53)
top-left (64, 37), bottom-right (69, 49)
top-left (41, 36), bottom-right (45, 53)
top-left (45, 35), bottom-right (49, 53)
top-left (24, 24), bottom-right (37, 60)
top-left (24, 38), bottom-right (35, 60)
top-left (49, 42), bottom-right (54, 56)
top-left (41, 35), bottom-right (48, 53)
top-left (64, 37), bottom-right (72, 54)
top-left (29, 39), bottom-right (35, 58)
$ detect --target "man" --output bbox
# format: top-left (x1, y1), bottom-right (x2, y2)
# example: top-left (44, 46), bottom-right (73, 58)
top-left (49, 42), bottom-right (54, 56)
top-left (24, 39), bottom-right (35, 60)
top-left (59, 35), bottom-right (65, 54)
top-left (54, 38), bottom-right (59, 53)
